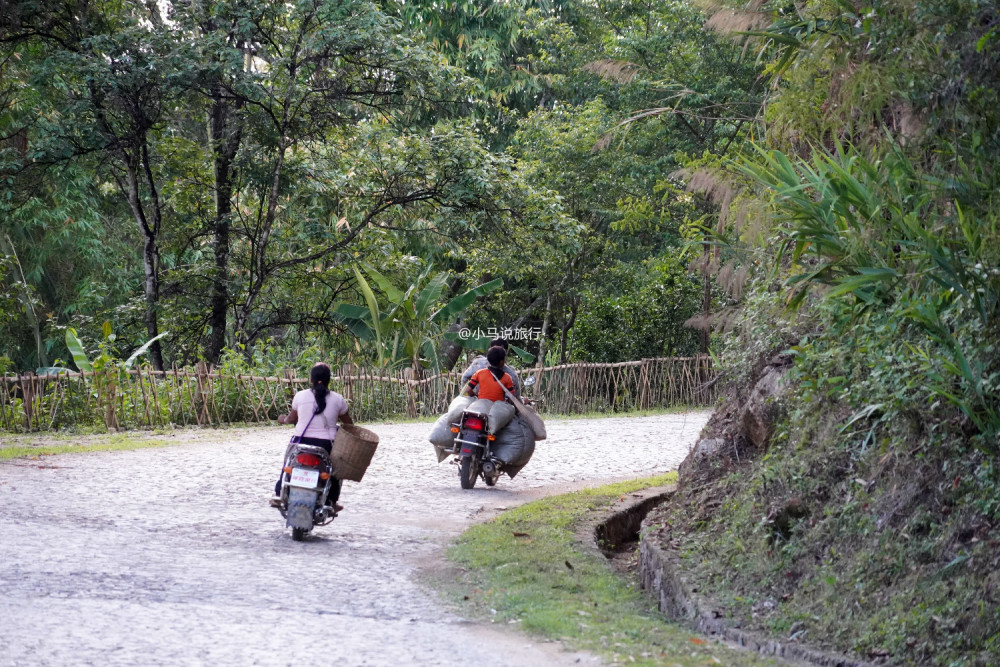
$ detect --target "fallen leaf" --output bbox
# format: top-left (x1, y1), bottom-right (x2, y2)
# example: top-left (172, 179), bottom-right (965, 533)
top-left (689, 637), bottom-right (707, 645)
top-left (564, 560), bottom-right (574, 570)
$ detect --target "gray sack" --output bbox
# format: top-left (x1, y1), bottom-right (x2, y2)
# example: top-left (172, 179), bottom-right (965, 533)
top-left (491, 415), bottom-right (536, 478)
top-left (428, 395), bottom-right (475, 462)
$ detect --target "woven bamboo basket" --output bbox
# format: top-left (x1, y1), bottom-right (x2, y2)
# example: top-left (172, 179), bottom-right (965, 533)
top-left (331, 424), bottom-right (380, 482)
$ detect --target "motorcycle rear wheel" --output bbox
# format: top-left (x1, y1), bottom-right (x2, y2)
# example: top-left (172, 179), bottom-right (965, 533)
top-left (292, 527), bottom-right (307, 541)
top-left (459, 457), bottom-right (479, 489)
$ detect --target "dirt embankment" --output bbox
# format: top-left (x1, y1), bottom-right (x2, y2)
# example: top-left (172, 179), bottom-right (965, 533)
top-left (648, 358), bottom-right (1000, 666)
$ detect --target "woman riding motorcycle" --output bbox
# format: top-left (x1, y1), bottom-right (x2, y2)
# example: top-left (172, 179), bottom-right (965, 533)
top-left (272, 362), bottom-right (353, 512)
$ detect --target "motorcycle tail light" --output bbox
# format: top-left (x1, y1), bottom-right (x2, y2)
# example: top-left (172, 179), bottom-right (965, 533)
top-left (464, 417), bottom-right (484, 431)
top-left (296, 453), bottom-right (322, 467)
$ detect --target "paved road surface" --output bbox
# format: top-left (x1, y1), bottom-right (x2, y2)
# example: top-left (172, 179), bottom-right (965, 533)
top-left (0, 411), bottom-right (709, 666)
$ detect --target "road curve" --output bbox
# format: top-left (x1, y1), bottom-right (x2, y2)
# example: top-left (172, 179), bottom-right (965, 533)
top-left (0, 411), bottom-right (709, 667)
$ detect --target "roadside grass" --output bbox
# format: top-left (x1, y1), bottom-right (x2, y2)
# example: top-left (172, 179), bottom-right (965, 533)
top-left (442, 473), bottom-right (776, 667)
top-left (0, 435), bottom-right (176, 460)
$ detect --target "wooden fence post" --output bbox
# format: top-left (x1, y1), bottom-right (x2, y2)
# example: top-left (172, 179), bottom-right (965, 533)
top-left (639, 359), bottom-right (649, 410)
top-left (341, 363), bottom-right (354, 405)
top-left (18, 373), bottom-right (33, 430)
top-left (282, 369), bottom-right (296, 415)
top-left (196, 361), bottom-right (210, 426)
top-left (403, 367), bottom-right (419, 418)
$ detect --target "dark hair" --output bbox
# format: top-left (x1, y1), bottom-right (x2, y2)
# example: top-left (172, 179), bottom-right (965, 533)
top-left (310, 362), bottom-right (331, 414)
top-left (486, 346), bottom-right (506, 380)
top-left (490, 338), bottom-right (509, 350)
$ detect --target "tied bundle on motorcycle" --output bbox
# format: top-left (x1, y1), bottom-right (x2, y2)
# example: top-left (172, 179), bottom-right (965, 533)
top-left (331, 425), bottom-right (380, 482)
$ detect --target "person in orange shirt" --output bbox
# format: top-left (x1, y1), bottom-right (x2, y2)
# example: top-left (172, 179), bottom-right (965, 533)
top-left (466, 346), bottom-right (514, 402)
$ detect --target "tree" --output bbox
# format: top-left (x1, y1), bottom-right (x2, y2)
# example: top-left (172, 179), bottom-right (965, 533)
top-left (0, 1), bottom-right (197, 370)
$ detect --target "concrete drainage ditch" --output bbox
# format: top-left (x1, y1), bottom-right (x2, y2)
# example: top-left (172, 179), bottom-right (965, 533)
top-left (589, 484), bottom-right (873, 667)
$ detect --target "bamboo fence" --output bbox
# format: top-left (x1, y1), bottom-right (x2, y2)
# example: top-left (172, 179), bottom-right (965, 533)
top-left (0, 356), bottom-right (717, 433)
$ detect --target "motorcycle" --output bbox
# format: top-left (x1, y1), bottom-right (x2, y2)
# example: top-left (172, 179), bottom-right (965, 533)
top-left (452, 376), bottom-right (538, 490)
top-left (273, 442), bottom-right (339, 541)
top-left (452, 407), bottom-right (498, 489)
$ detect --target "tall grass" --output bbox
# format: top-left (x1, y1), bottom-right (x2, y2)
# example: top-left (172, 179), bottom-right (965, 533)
top-left (740, 142), bottom-right (1000, 452)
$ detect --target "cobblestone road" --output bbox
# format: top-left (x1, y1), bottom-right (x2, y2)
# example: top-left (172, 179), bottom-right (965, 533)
top-left (0, 411), bottom-right (709, 667)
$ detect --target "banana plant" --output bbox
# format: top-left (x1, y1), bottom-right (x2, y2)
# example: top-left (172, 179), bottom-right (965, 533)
top-left (334, 263), bottom-right (502, 372)
top-left (65, 324), bottom-right (169, 373)
top-left (65, 324), bottom-right (169, 429)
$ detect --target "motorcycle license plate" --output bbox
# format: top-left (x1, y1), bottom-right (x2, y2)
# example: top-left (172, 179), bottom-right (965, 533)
top-left (289, 468), bottom-right (320, 488)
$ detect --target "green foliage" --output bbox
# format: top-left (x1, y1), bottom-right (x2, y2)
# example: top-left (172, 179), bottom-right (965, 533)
top-left (651, 0), bottom-right (1000, 662)
top-left (740, 142), bottom-right (1000, 450)
top-left (0, 437), bottom-right (175, 460)
top-left (571, 256), bottom-right (702, 362)
top-left (334, 263), bottom-right (503, 370)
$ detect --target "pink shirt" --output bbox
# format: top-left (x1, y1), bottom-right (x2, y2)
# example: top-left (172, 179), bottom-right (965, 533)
top-left (291, 389), bottom-right (348, 441)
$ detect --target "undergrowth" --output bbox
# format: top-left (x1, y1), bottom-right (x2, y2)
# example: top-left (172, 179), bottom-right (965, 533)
top-left (651, 310), bottom-right (1000, 667)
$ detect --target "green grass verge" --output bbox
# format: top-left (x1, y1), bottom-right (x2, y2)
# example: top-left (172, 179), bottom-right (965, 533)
top-left (442, 473), bottom-right (777, 666)
top-left (0, 435), bottom-right (175, 460)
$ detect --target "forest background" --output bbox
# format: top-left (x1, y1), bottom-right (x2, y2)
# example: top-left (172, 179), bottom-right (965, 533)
top-left (2, 0), bottom-right (998, 463)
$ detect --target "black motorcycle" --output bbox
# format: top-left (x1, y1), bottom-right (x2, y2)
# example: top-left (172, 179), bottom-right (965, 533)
top-left (273, 442), bottom-right (339, 540)
top-left (452, 376), bottom-right (540, 489)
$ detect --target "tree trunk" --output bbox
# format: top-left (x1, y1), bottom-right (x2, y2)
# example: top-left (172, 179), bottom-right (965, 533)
top-left (205, 89), bottom-right (242, 364)
top-left (700, 245), bottom-right (711, 355)
top-left (439, 320), bottom-right (466, 371)
top-left (124, 156), bottom-right (165, 372)
top-left (536, 293), bottom-right (552, 368)
top-left (141, 229), bottom-right (164, 370)
top-left (559, 300), bottom-right (578, 364)
top-left (234, 138), bottom-right (287, 341)
top-left (511, 295), bottom-right (544, 329)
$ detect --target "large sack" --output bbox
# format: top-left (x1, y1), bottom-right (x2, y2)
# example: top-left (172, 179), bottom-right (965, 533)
top-left (446, 394), bottom-right (475, 419)
top-left (428, 395), bottom-right (474, 447)
top-left (428, 413), bottom-right (454, 447)
top-left (497, 383), bottom-right (547, 441)
top-left (433, 443), bottom-right (451, 464)
top-left (492, 415), bottom-right (536, 478)
top-left (519, 402), bottom-right (546, 441)
top-left (466, 397), bottom-right (494, 415)
top-left (488, 400), bottom-right (516, 434)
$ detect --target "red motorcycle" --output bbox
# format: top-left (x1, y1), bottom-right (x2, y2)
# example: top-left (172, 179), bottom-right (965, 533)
top-left (452, 407), bottom-right (500, 489)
